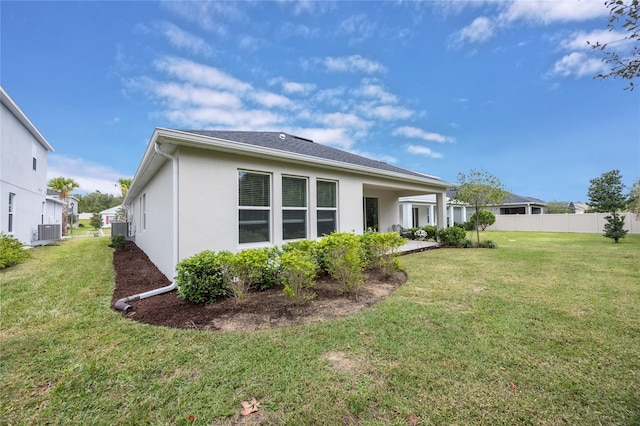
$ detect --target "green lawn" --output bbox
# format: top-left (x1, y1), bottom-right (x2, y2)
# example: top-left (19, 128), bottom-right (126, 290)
top-left (1, 232), bottom-right (639, 425)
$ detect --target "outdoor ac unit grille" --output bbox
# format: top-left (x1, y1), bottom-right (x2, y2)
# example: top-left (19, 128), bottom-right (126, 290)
top-left (111, 222), bottom-right (130, 237)
top-left (38, 224), bottom-right (61, 240)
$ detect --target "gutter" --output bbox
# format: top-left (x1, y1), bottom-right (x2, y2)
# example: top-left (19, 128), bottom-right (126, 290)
top-left (115, 142), bottom-right (179, 312)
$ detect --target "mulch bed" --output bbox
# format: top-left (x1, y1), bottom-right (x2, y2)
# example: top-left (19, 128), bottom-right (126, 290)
top-left (111, 242), bottom-right (409, 331)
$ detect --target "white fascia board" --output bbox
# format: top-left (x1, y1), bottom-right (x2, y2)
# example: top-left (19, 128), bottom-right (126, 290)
top-left (0, 86), bottom-right (54, 152)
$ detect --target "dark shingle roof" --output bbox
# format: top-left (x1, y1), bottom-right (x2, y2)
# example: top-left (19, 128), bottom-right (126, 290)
top-left (447, 189), bottom-right (546, 205)
top-left (178, 130), bottom-right (443, 181)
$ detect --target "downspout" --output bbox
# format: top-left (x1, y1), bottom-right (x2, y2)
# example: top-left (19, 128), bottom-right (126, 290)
top-left (115, 141), bottom-right (179, 312)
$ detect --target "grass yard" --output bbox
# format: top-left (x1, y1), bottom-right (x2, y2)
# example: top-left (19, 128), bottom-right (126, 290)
top-left (1, 232), bottom-right (639, 425)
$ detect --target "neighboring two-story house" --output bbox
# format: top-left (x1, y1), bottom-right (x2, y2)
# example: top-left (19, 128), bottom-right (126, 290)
top-left (1, 86), bottom-right (61, 244)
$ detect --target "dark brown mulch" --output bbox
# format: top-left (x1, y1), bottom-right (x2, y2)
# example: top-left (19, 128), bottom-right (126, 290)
top-left (111, 241), bottom-right (407, 332)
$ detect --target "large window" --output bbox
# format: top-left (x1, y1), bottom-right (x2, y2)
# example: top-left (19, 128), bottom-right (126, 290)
top-left (239, 170), bottom-right (271, 243)
top-left (282, 176), bottom-right (307, 240)
top-left (316, 180), bottom-right (337, 236)
top-left (8, 193), bottom-right (15, 233)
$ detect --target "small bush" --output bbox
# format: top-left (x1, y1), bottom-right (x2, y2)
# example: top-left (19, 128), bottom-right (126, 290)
top-left (280, 249), bottom-right (317, 304)
top-left (89, 213), bottom-right (103, 230)
top-left (438, 226), bottom-right (467, 247)
top-left (360, 231), bottom-right (404, 277)
top-left (421, 225), bottom-right (438, 241)
top-left (477, 240), bottom-right (497, 249)
top-left (175, 250), bottom-right (233, 303)
top-left (111, 235), bottom-right (126, 250)
top-left (470, 210), bottom-right (496, 231)
top-left (0, 233), bottom-right (30, 269)
top-left (233, 247), bottom-right (282, 294)
top-left (318, 232), bottom-right (365, 294)
top-left (460, 238), bottom-right (474, 248)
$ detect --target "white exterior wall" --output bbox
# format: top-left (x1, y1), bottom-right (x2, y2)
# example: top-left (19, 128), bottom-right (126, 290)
top-left (0, 100), bottom-right (51, 244)
top-left (130, 160), bottom-right (175, 280)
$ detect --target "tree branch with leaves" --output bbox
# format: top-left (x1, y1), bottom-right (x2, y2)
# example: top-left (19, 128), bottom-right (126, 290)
top-left (48, 177), bottom-right (79, 236)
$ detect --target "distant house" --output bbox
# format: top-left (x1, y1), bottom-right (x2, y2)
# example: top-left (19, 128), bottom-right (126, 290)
top-left (99, 205), bottom-right (122, 228)
top-left (124, 129), bottom-right (452, 281)
top-left (569, 202), bottom-right (589, 214)
top-left (399, 190), bottom-right (546, 228)
top-left (0, 86), bottom-right (61, 244)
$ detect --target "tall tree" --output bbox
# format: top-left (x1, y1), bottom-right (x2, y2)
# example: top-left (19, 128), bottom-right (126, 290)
top-left (118, 178), bottom-right (132, 197)
top-left (454, 169), bottom-right (509, 244)
top-left (591, 0), bottom-right (640, 90)
top-left (545, 201), bottom-right (573, 214)
top-left (48, 177), bottom-right (79, 236)
top-left (587, 169), bottom-right (629, 242)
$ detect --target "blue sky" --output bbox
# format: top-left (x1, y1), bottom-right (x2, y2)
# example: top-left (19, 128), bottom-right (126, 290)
top-left (2, 0), bottom-right (638, 201)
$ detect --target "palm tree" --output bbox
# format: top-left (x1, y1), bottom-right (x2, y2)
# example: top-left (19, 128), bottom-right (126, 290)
top-left (48, 177), bottom-right (79, 236)
top-left (118, 178), bottom-right (132, 197)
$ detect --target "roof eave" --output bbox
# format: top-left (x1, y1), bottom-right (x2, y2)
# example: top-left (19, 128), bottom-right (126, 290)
top-left (1, 86), bottom-right (54, 152)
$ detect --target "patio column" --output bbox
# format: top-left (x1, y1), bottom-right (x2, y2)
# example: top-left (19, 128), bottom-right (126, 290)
top-left (401, 203), bottom-right (412, 228)
top-left (449, 205), bottom-right (455, 227)
top-left (461, 206), bottom-right (467, 222)
top-left (436, 192), bottom-right (446, 230)
top-left (428, 205), bottom-right (434, 225)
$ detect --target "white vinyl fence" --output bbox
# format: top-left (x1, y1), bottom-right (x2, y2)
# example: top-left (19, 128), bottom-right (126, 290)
top-left (487, 213), bottom-right (640, 234)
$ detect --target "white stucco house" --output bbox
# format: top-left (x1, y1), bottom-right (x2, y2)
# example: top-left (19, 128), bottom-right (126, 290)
top-left (123, 129), bottom-right (452, 281)
top-left (0, 86), bottom-right (61, 244)
top-left (399, 190), bottom-right (547, 228)
top-left (99, 205), bottom-right (122, 228)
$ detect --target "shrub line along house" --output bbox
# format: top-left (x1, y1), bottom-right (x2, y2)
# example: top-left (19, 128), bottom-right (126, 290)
top-left (123, 128), bottom-right (452, 283)
top-left (1, 86), bottom-right (63, 245)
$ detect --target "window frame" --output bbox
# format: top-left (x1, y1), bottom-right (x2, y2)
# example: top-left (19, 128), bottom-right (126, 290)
top-left (238, 170), bottom-right (272, 245)
top-left (8, 192), bottom-right (15, 233)
top-left (316, 179), bottom-right (338, 237)
top-left (282, 175), bottom-right (308, 240)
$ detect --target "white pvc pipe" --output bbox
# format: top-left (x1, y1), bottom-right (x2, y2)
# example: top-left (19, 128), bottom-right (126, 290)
top-left (115, 142), bottom-right (179, 312)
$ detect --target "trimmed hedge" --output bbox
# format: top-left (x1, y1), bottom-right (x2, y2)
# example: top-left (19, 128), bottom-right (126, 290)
top-left (0, 233), bottom-right (30, 269)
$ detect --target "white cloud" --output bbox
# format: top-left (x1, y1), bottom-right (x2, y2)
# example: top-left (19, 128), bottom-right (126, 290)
top-left (249, 90), bottom-right (293, 108)
top-left (499, 1), bottom-right (608, 25)
top-left (362, 104), bottom-right (414, 120)
top-left (452, 16), bottom-right (495, 45)
top-left (285, 127), bottom-right (356, 150)
top-left (161, 1), bottom-right (242, 34)
top-left (238, 35), bottom-right (263, 51)
top-left (551, 51), bottom-right (608, 77)
top-left (320, 112), bottom-right (371, 130)
top-left (164, 107), bottom-right (284, 129)
top-left (352, 79), bottom-right (398, 103)
top-left (159, 22), bottom-right (213, 57)
top-left (393, 126), bottom-right (455, 143)
top-left (322, 55), bottom-right (386, 74)
top-left (270, 78), bottom-right (317, 95)
top-left (153, 82), bottom-right (243, 109)
top-left (48, 154), bottom-right (126, 196)
top-left (560, 29), bottom-right (631, 51)
top-left (406, 144), bottom-right (444, 159)
top-left (338, 13), bottom-right (376, 44)
top-left (154, 56), bottom-right (252, 93)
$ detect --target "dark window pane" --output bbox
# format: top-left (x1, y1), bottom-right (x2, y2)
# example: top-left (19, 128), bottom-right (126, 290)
top-left (239, 171), bottom-right (270, 207)
top-left (317, 210), bottom-right (336, 236)
top-left (283, 210), bottom-right (307, 240)
top-left (317, 180), bottom-right (336, 208)
top-left (239, 210), bottom-right (270, 243)
top-left (282, 176), bottom-right (306, 207)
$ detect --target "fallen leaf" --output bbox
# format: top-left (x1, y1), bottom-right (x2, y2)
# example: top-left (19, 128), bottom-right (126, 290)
top-left (240, 397), bottom-right (260, 416)
top-left (510, 381), bottom-right (517, 390)
top-left (499, 366), bottom-right (506, 371)
top-left (407, 412), bottom-right (419, 425)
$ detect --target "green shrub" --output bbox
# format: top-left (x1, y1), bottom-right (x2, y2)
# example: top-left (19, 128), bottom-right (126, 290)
top-left (470, 210), bottom-right (496, 231)
top-left (460, 238), bottom-right (474, 248)
top-left (438, 226), bottom-right (467, 247)
top-left (89, 212), bottom-right (103, 230)
top-left (360, 232), bottom-right (404, 277)
top-left (175, 250), bottom-right (233, 303)
top-left (318, 232), bottom-right (365, 294)
top-left (233, 247), bottom-right (282, 293)
top-left (477, 240), bottom-right (497, 249)
top-left (110, 235), bottom-right (126, 250)
top-left (0, 233), bottom-right (31, 269)
top-left (280, 249), bottom-right (317, 304)
top-left (421, 225), bottom-right (438, 241)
